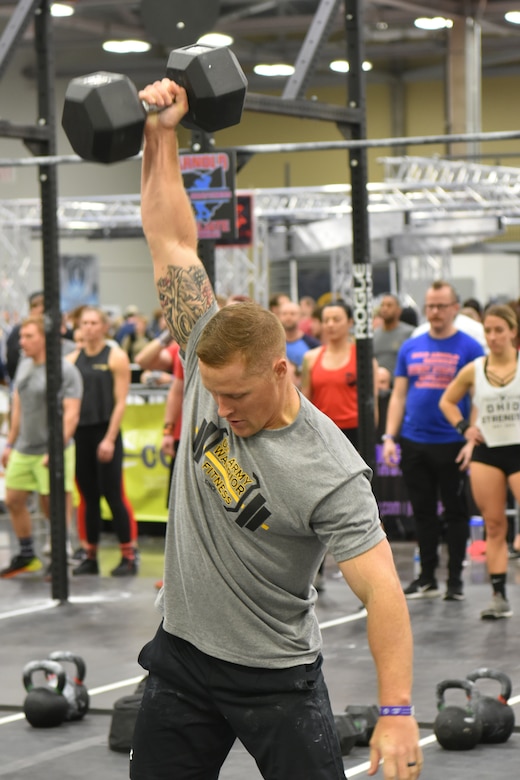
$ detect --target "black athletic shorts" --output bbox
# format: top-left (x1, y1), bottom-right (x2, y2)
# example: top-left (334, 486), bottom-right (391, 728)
top-left (130, 624), bottom-right (346, 780)
top-left (471, 442), bottom-right (520, 477)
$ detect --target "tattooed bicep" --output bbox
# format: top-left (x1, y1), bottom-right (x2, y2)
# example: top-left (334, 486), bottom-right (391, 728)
top-left (156, 264), bottom-right (215, 346)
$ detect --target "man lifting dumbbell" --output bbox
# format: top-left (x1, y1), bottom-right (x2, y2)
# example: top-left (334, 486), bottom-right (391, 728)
top-left (128, 76), bottom-right (423, 780)
top-left (62, 43), bottom-right (247, 163)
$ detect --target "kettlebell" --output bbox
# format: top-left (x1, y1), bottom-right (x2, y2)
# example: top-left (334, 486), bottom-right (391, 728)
top-left (48, 651), bottom-right (90, 721)
top-left (466, 667), bottom-right (515, 743)
top-left (434, 678), bottom-right (483, 750)
top-left (22, 659), bottom-right (69, 728)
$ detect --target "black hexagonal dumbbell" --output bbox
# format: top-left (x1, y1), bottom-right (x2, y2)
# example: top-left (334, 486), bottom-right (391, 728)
top-left (334, 712), bottom-right (366, 756)
top-left (165, 44), bottom-right (247, 132)
top-left (62, 43), bottom-right (247, 164)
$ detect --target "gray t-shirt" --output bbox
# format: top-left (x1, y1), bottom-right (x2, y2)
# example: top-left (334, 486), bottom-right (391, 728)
top-left (373, 321), bottom-right (414, 376)
top-left (157, 305), bottom-right (386, 668)
top-left (13, 357), bottom-right (83, 455)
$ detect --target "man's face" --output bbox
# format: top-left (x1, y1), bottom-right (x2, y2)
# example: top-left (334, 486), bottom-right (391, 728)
top-left (29, 296), bottom-right (44, 316)
top-left (20, 324), bottom-right (45, 359)
top-left (199, 355), bottom-right (287, 437)
top-left (379, 296), bottom-right (401, 325)
top-left (270, 295), bottom-right (291, 319)
top-left (278, 302), bottom-right (301, 332)
top-left (424, 286), bottom-right (459, 335)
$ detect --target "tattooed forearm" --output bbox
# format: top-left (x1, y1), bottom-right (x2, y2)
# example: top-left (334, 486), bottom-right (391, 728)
top-left (156, 264), bottom-right (215, 345)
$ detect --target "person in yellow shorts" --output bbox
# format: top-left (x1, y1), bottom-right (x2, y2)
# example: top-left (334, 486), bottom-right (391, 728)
top-left (0, 315), bottom-right (83, 578)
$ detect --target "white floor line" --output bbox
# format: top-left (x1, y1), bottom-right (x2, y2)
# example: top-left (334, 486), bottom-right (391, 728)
top-left (88, 675), bottom-right (145, 696)
top-left (0, 675), bottom-right (145, 726)
top-left (344, 735), bottom-right (438, 778)
top-left (319, 609), bottom-right (367, 630)
top-left (0, 592), bottom-right (133, 621)
top-left (0, 600), bottom-right (59, 620)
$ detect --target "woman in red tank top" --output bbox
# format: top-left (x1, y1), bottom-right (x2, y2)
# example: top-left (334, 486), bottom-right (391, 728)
top-left (301, 300), bottom-right (378, 449)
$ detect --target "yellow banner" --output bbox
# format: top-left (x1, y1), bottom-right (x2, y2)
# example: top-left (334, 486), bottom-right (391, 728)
top-left (107, 401), bottom-right (171, 523)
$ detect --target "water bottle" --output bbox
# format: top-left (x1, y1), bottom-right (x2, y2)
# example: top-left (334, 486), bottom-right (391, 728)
top-left (470, 516), bottom-right (484, 541)
top-left (468, 516), bottom-right (486, 559)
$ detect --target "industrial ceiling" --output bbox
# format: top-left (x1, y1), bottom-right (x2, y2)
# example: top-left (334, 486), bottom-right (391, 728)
top-left (2, 1), bottom-right (520, 91)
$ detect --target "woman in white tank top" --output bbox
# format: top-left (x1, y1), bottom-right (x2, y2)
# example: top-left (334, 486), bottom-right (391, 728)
top-left (439, 304), bottom-right (520, 620)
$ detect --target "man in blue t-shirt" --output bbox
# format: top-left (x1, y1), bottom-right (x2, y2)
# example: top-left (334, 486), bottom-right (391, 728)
top-left (278, 300), bottom-right (320, 376)
top-left (382, 281), bottom-right (484, 601)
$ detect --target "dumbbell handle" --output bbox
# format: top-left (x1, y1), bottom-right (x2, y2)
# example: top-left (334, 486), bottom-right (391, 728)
top-left (141, 101), bottom-right (163, 116)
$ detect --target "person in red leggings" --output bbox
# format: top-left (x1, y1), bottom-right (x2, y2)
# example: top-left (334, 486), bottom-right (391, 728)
top-left (68, 306), bottom-right (138, 576)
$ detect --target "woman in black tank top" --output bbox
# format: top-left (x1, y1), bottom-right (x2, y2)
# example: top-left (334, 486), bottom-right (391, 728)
top-left (68, 306), bottom-right (138, 577)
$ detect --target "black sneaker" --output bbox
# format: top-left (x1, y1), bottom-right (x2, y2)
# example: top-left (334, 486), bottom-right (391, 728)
top-left (110, 556), bottom-right (138, 577)
top-left (71, 547), bottom-right (88, 563)
top-left (72, 558), bottom-right (99, 576)
top-left (403, 578), bottom-right (440, 599)
top-left (444, 584), bottom-right (465, 601)
top-left (0, 555), bottom-right (43, 578)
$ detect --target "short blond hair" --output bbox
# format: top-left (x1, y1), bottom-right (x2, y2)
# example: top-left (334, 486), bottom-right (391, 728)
top-left (197, 302), bottom-right (286, 374)
top-left (21, 314), bottom-right (45, 334)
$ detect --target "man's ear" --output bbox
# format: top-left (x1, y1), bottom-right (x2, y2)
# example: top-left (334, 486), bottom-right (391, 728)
top-left (273, 357), bottom-right (288, 378)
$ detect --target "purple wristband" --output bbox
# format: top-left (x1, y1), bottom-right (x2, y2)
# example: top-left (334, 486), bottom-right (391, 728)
top-left (380, 705), bottom-right (415, 716)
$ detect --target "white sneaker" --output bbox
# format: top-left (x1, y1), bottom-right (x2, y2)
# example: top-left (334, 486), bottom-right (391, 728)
top-left (480, 593), bottom-right (513, 620)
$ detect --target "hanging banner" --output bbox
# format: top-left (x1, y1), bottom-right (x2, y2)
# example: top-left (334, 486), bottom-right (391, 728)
top-left (119, 401), bottom-right (170, 522)
top-left (60, 254), bottom-right (99, 312)
top-left (181, 150), bottom-right (237, 241)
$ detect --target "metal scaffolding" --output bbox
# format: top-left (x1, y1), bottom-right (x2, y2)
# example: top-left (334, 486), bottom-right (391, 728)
top-left (2, 156), bottom-right (520, 314)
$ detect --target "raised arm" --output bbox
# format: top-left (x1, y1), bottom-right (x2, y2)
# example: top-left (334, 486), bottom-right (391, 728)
top-left (134, 333), bottom-right (174, 371)
top-left (139, 79), bottom-right (215, 349)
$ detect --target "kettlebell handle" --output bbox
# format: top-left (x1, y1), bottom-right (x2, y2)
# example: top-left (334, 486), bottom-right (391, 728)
top-left (48, 651), bottom-right (87, 684)
top-left (436, 678), bottom-right (477, 710)
top-left (466, 667), bottom-right (512, 703)
top-left (22, 659), bottom-right (66, 693)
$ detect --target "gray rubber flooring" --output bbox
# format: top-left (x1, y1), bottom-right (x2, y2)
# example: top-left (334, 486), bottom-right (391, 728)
top-left (1, 514), bottom-right (520, 779)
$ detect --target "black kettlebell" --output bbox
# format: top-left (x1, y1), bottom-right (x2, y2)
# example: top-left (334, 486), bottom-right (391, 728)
top-left (23, 659), bottom-right (69, 728)
top-left (48, 651), bottom-right (90, 721)
top-left (434, 678), bottom-right (483, 750)
top-left (466, 667), bottom-right (515, 743)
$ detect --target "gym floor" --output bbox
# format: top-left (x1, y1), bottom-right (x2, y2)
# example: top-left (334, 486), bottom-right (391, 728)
top-left (1, 512), bottom-right (519, 780)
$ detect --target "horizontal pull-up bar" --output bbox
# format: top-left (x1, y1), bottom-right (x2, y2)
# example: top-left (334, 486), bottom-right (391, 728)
top-left (0, 128), bottom-right (519, 167)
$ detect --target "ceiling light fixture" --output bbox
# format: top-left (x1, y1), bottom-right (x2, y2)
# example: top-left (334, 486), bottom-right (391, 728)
top-left (505, 11), bottom-right (520, 25)
top-left (329, 60), bottom-right (373, 73)
top-left (103, 40), bottom-right (152, 54)
top-left (197, 33), bottom-right (234, 47)
top-left (50, 3), bottom-right (74, 16)
top-left (414, 17), bottom-right (453, 30)
top-left (253, 64), bottom-right (295, 77)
